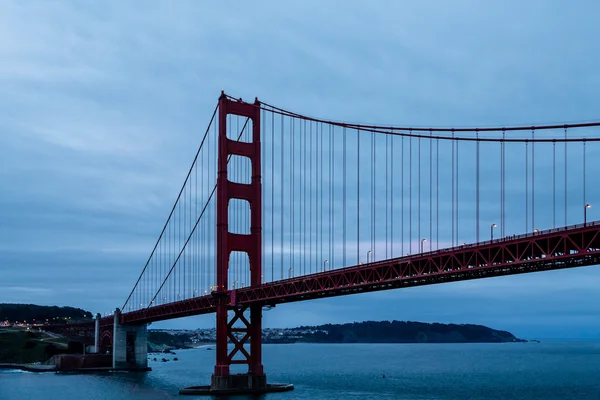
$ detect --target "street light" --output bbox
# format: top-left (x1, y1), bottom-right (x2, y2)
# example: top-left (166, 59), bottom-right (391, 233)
top-left (289, 267), bottom-right (293, 278)
top-left (420, 239), bottom-right (427, 253)
top-left (585, 204), bottom-right (591, 225)
top-left (366, 250), bottom-right (372, 263)
top-left (490, 223), bottom-right (497, 240)
top-left (323, 259), bottom-right (329, 272)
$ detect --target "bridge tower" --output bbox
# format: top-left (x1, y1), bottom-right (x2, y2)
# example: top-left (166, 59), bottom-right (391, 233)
top-left (212, 93), bottom-right (266, 392)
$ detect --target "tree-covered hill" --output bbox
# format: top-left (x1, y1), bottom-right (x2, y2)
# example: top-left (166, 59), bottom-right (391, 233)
top-left (0, 303), bottom-right (92, 324)
top-left (296, 321), bottom-right (524, 343)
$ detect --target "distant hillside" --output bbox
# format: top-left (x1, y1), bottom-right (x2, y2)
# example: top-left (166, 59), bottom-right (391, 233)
top-left (295, 321), bottom-right (524, 343)
top-left (0, 303), bottom-right (92, 324)
top-left (0, 329), bottom-right (69, 363)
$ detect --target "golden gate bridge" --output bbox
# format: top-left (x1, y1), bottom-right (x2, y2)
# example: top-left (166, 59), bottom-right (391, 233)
top-left (46, 92), bottom-right (600, 394)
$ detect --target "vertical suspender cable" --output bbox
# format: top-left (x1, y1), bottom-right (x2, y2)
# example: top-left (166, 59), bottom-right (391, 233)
top-left (197, 146), bottom-right (200, 295)
top-left (456, 138), bottom-right (460, 244)
top-left (452, 130), bottom-right (455, 246)
top-left (190, 156), bottom-right (193, 295)
top-left (194, 154), bottom-right (198, 295)
top-left (310, 122), bottom-right (315, 274)
top-left (316, 123), bottom-right (324, 271)
top-left (501, 131), bottom-right (504, 237)
top-left (203, 127), bottom-right (206, 291)
top-left (178, 159), bottom-right (181, 297)
top-left (310, 122), bottom-right (322, 272)
top-left (553, 140), bottom-right (556, 228)
top-left (391, 133), bottom-right (395, 258)
top-left (429, 130), bottom-right (432, 251)
top-left (525, 140), bottom-right (529, 233)
top-left (418, 136), bottom-right (421, 250)
top-left (502, 130), bottom-right (506, 237)
top-left (532, 129), bottom-right (535, 231)
top-left (280, 114), bottom-right (284, 280)
top-left (371, 128), bottom-right (375, 260)
top-left (314, 122), bottom-right (317, 272)
top-left (313, 122), bottom-right (317, 273)
top-left (314, 123), bottom-right (318, 273)
top-left (401, 136), bottom-right (404, 255)
top-left (583, 140), bottom-right (587, 210)
top-left (271, 110), bottom-right (274, 281)
top-left (201, 132), bottom-right (204, 294)
top-left (386, 133), bottom-right (389, 258)
top-left (303, 120), bottom-right (307, 273)
top-left (320, 123), bottom-right (324, 272)
top-left (309, 122), bottom-right (313, 275)
top-left (357, 128), bottom-right (360, 264)
top-left (291, 118), bottom-right (295, 277)
top-left (436, 139), bottom-right (439, 249)
top-left (343, 126), bottom-right (347, 267)
top-left (409, 134), bottom-right (413, 254)
top-left (476, 130), bottom-right (480, 242)
top-left (186, 158), bottom-right (189, 295)
top-left (565, 127), bottom-right (568, 226)
top-left (330, 124), bottom-right (333, 269)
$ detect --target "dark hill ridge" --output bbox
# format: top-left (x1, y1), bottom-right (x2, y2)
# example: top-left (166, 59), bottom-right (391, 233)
top-left (0, 303), bottom-right (92, 324)
top-left (295, 321), bottom-right (524, 343)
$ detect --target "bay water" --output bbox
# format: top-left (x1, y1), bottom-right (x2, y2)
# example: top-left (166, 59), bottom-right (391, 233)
top-left (1, 341), bottom-right (599, 399)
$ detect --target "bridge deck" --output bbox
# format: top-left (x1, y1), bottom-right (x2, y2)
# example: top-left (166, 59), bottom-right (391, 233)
top-left (110, 221), bottom-right (600, 325)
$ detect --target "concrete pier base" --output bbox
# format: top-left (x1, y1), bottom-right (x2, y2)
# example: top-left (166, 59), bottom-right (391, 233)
top-left (179, 374), bottom-right (293, 395)
top-left (112, 308), bottom-right (148, 370)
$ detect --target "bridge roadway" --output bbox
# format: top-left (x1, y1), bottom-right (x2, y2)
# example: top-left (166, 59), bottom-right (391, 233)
top-left (65, 220), bottom-right (600, 328)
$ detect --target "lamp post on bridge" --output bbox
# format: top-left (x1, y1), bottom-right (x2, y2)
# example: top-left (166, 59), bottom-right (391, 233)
top-left (585, 204), bottom-right (591, 225)
top-left (366, 250), bottom-right (372, 264)
top-left (490, 223), bottom-right (497, 240)
top-left (420, 239), bottom-right (427, 253)
top-left (289, 267), bottom-right (293, 278)
top-left (323, 259), bottom-right (328, 272)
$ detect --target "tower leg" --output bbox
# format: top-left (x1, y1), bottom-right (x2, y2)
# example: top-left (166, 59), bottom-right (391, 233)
top-left (213, 296), bottom-right (229, 377)
top-left (249, 304), bottom-right (264, 376)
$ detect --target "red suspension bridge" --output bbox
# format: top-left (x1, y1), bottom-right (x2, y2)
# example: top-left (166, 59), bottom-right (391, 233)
top-left (47, 92), bottom-right (600, 394)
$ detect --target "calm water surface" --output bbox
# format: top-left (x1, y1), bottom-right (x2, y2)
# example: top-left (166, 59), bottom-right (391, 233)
top-left (2, 341), bottom-right (599, 400)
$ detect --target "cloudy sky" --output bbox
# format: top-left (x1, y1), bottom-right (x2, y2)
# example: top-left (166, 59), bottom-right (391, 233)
top-left (2, 1), bottom-right (600, 338)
